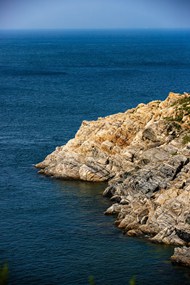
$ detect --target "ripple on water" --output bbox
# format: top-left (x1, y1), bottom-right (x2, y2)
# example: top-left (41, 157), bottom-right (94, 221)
top-left (1, 30), bottom-right (190, 285)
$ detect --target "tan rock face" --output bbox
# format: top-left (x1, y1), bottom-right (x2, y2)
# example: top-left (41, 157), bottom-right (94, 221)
top-left (36, 92), bottom-right (190, 179)
top-left (36, 92), bottom-right (190, 263)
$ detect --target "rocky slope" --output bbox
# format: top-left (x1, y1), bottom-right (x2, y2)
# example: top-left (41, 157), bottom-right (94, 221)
top-left (36, 92), bottom-right (190, 266)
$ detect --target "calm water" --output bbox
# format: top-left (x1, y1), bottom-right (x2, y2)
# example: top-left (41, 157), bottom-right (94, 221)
top-left (1, 30), bottom-right (190, 285)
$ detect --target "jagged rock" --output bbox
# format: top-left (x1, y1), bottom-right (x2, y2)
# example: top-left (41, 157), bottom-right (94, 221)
top-left (142, 127), bottom-right (158, 142)
top-left (171, 247), bottom-right (190, 266)
top-left (104, 204), bottom-right (122, 215)
top-left (37, 92), bottom-right (190, 181)
top-left (110, 195), bottom-right (122, 203)
top-left (36, 92), bottom-right (190, 266)
top-left (175, 229), bottom-right (190, 243)
top-left (103, 185), bottom-right (117, 198)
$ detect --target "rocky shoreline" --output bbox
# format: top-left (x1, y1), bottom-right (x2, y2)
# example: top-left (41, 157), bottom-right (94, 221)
top-left (36, 92), bottom-right (190, 267)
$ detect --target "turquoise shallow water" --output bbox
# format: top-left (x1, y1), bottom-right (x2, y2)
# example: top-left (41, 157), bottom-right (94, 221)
top-left (1, 30), bottom-right (190, 284)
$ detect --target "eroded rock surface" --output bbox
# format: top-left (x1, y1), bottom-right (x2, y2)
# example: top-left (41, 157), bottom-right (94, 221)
top-left (36, 92), bottom-right (190, 265)
top-left (171, 246), bottom-right (190, 267)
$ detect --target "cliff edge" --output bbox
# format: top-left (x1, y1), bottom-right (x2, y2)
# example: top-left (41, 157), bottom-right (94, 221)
top-left (36, 92), bottom-right (190, 266)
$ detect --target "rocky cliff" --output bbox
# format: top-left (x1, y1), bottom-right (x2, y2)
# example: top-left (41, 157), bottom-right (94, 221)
top-left (36, 92), bottom-right (190, 266)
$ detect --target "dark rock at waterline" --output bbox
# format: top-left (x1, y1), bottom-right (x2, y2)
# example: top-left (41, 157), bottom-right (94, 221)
top-left (175, 229), bottom-right (190, 243)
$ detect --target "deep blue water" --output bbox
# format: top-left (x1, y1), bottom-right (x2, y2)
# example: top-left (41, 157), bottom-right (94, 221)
top-left (1, 29), bottom-right (190, 285)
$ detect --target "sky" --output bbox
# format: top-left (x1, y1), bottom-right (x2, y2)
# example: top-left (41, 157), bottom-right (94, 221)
top-left (0, 0), bottom-right (190, 30)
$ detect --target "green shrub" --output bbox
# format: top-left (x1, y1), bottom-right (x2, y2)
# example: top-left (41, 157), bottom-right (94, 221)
top-left (0, 263), bottom-right (8, 285)
top-left (166, 95), bottom-right (190, 124)
top-left (182, 134), bottom-right (190, 145)
top-left (88, 276), bottom-right (96, 285)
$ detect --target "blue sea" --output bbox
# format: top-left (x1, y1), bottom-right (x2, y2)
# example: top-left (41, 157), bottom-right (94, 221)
top-left (1, 29), bottom-right (190, 285)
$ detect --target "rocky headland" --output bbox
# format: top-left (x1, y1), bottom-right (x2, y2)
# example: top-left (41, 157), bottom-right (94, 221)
top-left (36, 92), bottom-right (190, 266)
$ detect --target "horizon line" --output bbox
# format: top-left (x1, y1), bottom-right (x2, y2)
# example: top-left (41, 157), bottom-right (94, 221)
top-left (0, 27), bottom-right (190, 32)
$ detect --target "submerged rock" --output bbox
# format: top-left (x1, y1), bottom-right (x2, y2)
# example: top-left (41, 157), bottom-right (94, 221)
top-left (36, 92), bottom-right (190, 266)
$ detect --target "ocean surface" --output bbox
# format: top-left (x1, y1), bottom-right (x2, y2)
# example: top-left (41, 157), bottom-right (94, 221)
top-left (1, 29), bottom-right (190, 285)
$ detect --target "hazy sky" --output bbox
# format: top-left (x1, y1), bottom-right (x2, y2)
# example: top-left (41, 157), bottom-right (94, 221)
top-left (0, 0), bottom-right (190, 30)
